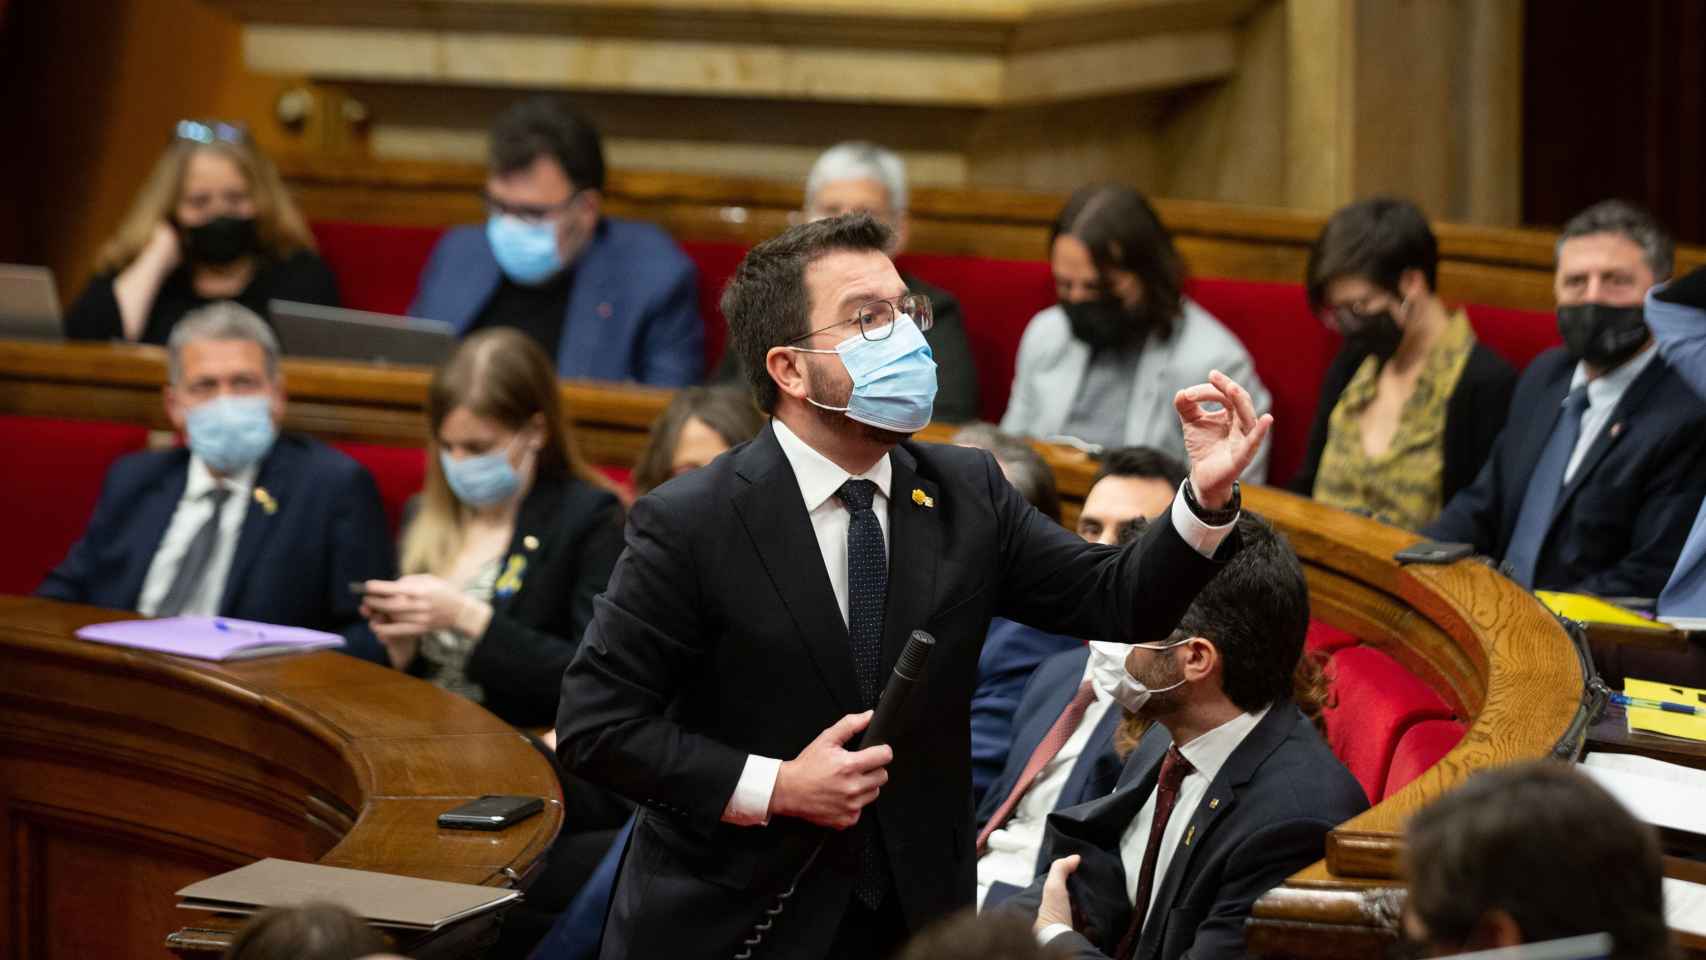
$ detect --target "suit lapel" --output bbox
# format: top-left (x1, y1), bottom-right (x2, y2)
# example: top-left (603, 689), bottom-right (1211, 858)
top-left (118, 454), bottom-right (192, 609)
top-left (560, 226), bottom-right (617, 376)
top-left (1062, 703), bottom-right (1125, 806)
top-left (220, 441), bottom-right (293, 614)
top-left (731, 427), bottom-right (862, 713)
top-left (491, 476), bottom-right (562, 614)
top-left (1136, 705), bottom-right (1298, 960)
top-left (880, 444), bottom-right (941, 675)
top-left (1498, 363), bottom-right (1573, 547)
top-left (1551, 355), bottom-right (1666, 523)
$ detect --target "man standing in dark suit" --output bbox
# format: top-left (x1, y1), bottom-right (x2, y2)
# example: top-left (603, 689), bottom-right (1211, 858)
top-left (556, 213), bottom-right (1272, 959)
top-left (37, 302), bottom-right (393, 661)
top-left (1426, 200), bottom-right (1706, 598)
top-left (1003, 514), bottom-right (1368, 960)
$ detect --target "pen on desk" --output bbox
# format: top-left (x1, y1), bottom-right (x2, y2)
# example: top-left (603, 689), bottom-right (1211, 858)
top-left (1611, 692), bottom-right (1704, 716)
top-left (213, 620), bottom-right (267, 641)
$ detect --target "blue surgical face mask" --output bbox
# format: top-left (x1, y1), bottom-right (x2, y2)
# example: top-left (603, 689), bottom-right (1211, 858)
top-left (791, 314), bottom-right (938, 433)
top-left (185, 394), bottom-right (277, 474)
top-left (441, 442), bottom-right (523, 508)
top-left (486, 214), bottom-right (564, 286)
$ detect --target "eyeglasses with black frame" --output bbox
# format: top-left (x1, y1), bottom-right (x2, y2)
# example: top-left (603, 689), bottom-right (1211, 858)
top-left (482, 189), bottom-right (587, 226)
top-left (174, 120), bottom-right (250, 146)
top-left (787, 293), bottom-right (935, 346)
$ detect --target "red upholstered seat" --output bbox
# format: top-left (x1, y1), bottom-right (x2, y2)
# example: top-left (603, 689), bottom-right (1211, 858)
top-left (1383, 718), bottom-right (1467, 799)
top-left (1320, 645), bottom-right (1456, 802)
top-left (2, 415), bottom-right (150, 594)
top-left (1467, 303), bottom-right (1562, 370)
top-left (1305, 620), bottom-right (1360, 655)
top-left (331, 442), bottom-right (426, 537)
top-left (308, 221), bottom-right (446, 317)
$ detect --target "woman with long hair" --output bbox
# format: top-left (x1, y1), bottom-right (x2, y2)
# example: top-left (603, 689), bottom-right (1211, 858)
top-left (630, 385), bottom-right (764, 495)
top-left (1000, 183), bottom-right (1272, 481)
top-left (360, 327), bottom-right (624, 728)
top-left (64, 120), bottom-right (337, 344)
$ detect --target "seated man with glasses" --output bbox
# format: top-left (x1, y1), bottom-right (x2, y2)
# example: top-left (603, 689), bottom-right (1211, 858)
top-left (410, 96), bottom-right (703, 386)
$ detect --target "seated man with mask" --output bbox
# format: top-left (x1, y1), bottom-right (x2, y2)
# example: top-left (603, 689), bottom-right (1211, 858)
top-left (715, 141), bottom-right (982, 422)
top-left (1425, 200), bottom-right (1706, 598)
top-left (411, 96), bottom-right (703, 386)
top-left (1001, 513), bottom-right (1367, 960)
top-left (37, 302), bottom-right (393, 661)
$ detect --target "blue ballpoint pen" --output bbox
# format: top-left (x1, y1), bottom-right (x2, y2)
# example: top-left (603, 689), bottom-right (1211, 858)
top-left (1611, 691), bottom-right (1705, 716)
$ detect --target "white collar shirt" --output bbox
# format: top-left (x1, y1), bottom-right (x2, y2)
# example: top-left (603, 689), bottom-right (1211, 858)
top-left (136, 455), bottom-right (260, 617)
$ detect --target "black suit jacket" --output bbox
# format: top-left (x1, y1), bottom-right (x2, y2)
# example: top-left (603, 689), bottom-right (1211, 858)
top-left (402, 473), bottom-right (625, 728)
top-left (36, 434), bottom-right (392, 661)
top-left (1001, 703), bottom-right (1368, 960)
top-left (1425, 346), bottom-right (1706, 596)
top-left (977, 645), bottom-right (1125, 908)
top-left (556, 423), bottom-right (1238, 958)
top-left (1291, 341), bottom-right (1515, 507)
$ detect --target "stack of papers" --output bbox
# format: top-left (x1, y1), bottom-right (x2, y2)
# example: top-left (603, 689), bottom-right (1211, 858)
top-left (1580, 753), bottom-right (1706, 836)
top-left (176, 859), bottom-right (520, 931)
top-left (75, 617), bottom-right (342, 661)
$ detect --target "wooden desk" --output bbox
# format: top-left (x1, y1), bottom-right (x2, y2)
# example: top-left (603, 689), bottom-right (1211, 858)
top-left (0, 596), bottom-right (562, 959)
top-left (1588, 701), bottom-right (1706, 772)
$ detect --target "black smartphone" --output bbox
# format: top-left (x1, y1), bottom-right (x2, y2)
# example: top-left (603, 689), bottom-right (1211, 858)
top-left (438, 795), bottom-right (544, 831)
top-left (1394, 541), bottom-right (1475, 565)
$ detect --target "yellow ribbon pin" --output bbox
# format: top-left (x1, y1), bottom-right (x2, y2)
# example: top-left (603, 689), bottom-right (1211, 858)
top-left (911, 488), bottom-right (934, 508)
top-left (253, 487), bottom-right (278, 515)
top-left (494, 553), bottom-right (528, 597)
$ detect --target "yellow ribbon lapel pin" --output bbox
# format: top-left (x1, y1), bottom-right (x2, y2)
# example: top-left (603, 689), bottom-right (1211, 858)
top-left (253, 487), bottom-right (278, 515)
top-left (911, 488), bottom-right (935, 509)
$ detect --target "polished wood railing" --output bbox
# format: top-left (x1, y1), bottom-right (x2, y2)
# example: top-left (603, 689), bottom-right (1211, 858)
top-left (0, 595), bottom-right (562, 959)
top-left (3, 340), bottom-right (1614, 957)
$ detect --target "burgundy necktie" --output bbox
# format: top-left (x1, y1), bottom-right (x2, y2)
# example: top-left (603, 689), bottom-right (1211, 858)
top-left (976, 680), bottom-right (1097, 852)
top-left (1114, 745), bottom-right (1194, 960)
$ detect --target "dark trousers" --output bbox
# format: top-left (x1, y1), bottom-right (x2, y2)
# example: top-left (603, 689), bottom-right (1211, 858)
top-left (826, 891), bottom-right (908, 960)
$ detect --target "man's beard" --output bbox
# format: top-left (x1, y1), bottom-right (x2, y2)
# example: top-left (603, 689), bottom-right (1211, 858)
top-left (804, 358), bottom-right (913, 445)
top-left (1130, 652), bottom-right (1186, 721)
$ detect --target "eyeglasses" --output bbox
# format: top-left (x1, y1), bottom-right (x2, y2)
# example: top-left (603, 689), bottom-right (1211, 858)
top-left (787, 293), bottom-right (935, 346)
top-left (482, 190), bottom-right (585, 226)
top-left (1321, 303), bottom-right (1391, 334)
top-left (174, 119), bottom-right (249, 146)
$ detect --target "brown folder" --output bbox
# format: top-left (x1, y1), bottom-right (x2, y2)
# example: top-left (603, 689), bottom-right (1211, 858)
top-left (175, 858), bottom-right (520, 931)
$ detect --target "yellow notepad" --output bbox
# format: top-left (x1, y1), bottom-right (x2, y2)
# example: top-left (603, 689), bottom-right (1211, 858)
top-left (1536, 591), bottom-right (1671, 631)
top-left (1625, 678), bottom-right (1706, 743)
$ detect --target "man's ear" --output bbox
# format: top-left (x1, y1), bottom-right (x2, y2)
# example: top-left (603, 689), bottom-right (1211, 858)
top-left (765, 346), bottom-right (811, 403)
top-left (1181, 636), bottom-right (1219, 684)
top-left (892, 211), bottom-right (912, 256)
top-left (270, 374), bottom-right (288, 425)
top-left (579, 188), bottom-right (604, 221)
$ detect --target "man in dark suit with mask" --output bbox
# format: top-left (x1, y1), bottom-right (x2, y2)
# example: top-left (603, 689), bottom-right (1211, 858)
top-left (1425, 200), bottom-right (1706, 598)
top-left (37, 302), bottom-right (392, 660)
top-left (1002, 514), bottom-right (1368, 960)
top-left (556, 214), bottom-right (1273, 959)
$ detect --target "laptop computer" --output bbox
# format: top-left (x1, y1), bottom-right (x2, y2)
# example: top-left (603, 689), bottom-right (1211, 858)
top-left (269, 300), bottom-right (456, 367)
top-left (0, 264), bottom-right (63, 340)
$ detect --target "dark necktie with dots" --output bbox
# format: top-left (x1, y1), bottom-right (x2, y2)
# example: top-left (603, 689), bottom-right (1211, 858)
top-left (838, 478), bottom-right (889, 908)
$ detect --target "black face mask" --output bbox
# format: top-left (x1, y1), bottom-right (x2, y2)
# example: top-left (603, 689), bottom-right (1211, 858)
top-left (1557, 302), bottom-right (1649, 367)
top-left (1337, 307), bottom-right (1405, 363)
top-left (1063, 297), bottom-right (1145, 351)
top-left (180, 215), bottom-right (258, 265)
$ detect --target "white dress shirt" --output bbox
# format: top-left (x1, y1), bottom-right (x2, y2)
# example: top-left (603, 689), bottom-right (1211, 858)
top-left (1564, 342), bottom-right (1658, 483)
top-left (977, 655), bottom-right (1115, 909)
top-left (136, 456), bottom-right (259, 617)
top-left (1038, 705), bottom-right (1270, 947)
top-left (721, 418), bottom-right (1238, 826)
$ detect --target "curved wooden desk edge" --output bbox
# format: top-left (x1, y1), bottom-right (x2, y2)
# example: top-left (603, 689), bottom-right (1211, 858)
top-left (0, 596), bottom-right (562, 956)
top-left (1239, 488), bottom-right (1586, 958)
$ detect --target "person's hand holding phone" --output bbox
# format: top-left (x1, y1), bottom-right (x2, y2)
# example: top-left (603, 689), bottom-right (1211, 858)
top-left (358, 575), bottom-right (493, 669)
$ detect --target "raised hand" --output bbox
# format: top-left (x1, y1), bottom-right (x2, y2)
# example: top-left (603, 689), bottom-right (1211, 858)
top-left (770, 711), bottom-right (892, 829)
top-left (1174, 369), bottom-right (1272, 508)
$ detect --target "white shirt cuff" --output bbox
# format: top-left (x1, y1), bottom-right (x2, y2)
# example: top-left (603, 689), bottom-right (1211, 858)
top-left (1037, 922), bottom-right (1076, 945)
top-left (721, 754), bottom-right (782, 826)
top-left (1170, 482), bottom-right (1237, 558)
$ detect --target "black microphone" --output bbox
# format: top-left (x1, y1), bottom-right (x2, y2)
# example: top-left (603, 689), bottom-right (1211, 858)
top-left (862, 630), bottom-right (936, 749)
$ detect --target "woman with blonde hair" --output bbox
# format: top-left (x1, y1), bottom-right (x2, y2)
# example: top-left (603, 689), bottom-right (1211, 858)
top-left (360, 327), bottom-right (624, 728)
top-left (64, 120), bottom-right (337, 344)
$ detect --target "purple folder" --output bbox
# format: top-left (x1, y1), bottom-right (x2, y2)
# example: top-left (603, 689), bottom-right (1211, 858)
top-left (75, 616), bottom-right (344, 661)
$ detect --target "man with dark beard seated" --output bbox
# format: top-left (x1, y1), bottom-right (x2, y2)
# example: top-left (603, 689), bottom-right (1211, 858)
top-left (1000, 514), bottom-right (1367, 960)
